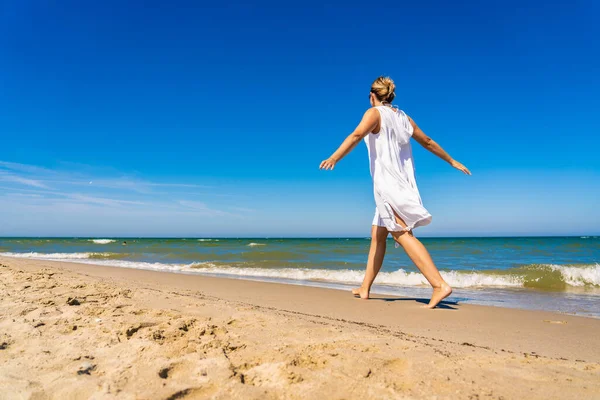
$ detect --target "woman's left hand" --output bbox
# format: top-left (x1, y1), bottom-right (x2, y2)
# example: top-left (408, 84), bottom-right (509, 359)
top-left (319, 158), bottom-right (337, 170)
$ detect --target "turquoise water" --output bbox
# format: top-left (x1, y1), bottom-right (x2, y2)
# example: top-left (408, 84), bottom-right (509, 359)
top-left (1, 236), bottom-right (599, 317)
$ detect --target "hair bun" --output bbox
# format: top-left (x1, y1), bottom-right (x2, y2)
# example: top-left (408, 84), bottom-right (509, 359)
top-left (371, 76), bottom-right (396, 103)
top-left (386, 80), bottom-right (395, 95)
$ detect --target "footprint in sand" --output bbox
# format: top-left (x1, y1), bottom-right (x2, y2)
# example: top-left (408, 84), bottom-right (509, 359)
top-left (125, 322), bottom-right (157, 338)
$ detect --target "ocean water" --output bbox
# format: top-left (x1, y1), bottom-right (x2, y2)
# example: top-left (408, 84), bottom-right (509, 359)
top-left (1, 237), bottom-right (599, 317)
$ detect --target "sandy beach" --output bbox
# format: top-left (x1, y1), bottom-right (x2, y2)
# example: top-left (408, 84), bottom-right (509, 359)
top-left (1, 255), bottom-right (599, 399)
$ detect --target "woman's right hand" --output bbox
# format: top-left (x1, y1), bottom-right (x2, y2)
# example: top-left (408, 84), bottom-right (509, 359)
top-left (450, 160), bottom-right (471, 175)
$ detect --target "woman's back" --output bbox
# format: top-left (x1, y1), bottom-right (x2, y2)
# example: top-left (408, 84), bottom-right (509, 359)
top-left (364, 106), bottom-right (416, 187)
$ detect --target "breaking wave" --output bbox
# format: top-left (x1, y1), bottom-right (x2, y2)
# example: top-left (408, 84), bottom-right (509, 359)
top-left (89, 239), bottom-right (116, 244)
top-left (0, 252), bottom-right (115, 260)
top-left (188, 264), bottom-right (524, 288)
top-left (191, 263), bottom-right (600, 289)
top-left (1, 251), bottom-right (598, 291)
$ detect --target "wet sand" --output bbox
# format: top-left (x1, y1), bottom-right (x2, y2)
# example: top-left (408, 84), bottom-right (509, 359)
top-left (1, 256), bottom-right (599, 399)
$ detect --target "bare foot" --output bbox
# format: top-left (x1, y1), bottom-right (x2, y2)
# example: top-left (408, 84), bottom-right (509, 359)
top-left (423, 283), bottom-right (452, 309)
top-left (352, 287), bottom-right (370, 300)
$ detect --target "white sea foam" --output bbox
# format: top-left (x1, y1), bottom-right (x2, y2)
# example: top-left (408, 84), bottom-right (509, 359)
top-left (89, 239), bottom-right (116, 244)
top-left (190, 264), bottom-right (600, 288)
top-left (2, 251), bottom-right (598, 289)
top-left (0, 252), bottom-right (519, 287)
top-left (247, 243), bottom-right (265, 247)
top-left (198, 239), bottom-right (219, 242)
top-left (80, 259), bottom-right (189, 272)
top-left (0, 252), bottom-right (111, 260)
top-left (188, 264), bottom-right (523, 288)
top-left (549, 263), bottom-right (600, 287)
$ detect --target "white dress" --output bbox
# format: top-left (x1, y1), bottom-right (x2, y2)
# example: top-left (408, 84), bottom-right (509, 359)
top-left (365, 106), bottom-right (432, 232)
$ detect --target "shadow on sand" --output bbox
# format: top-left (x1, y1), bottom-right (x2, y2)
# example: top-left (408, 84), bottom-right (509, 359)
top-left (365, 296), bottom-right (459, 310)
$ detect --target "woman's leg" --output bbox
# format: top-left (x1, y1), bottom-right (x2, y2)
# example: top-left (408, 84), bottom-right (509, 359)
top-left (352, 225), bottom-right (389, 299)
top-left (388, 215), bottom-right (452, 308)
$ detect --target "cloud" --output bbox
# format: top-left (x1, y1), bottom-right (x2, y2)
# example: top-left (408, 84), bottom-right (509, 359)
top-left (79, 179), bottom-right (209, 194)
top-left (0, 172), bottom-right (50, 189)
top-left (67, 194), bottom-right (146, 207)
top-left (0, 160), bottom-right (238, 222)
top-left (0, 161), bottom-right (54, 175)
top-left (0, 185), bottom-right (59, 195)
top-left (0, 160), bottom-right (209, 195)
top-left (3, 192), bottom-right (44, 198)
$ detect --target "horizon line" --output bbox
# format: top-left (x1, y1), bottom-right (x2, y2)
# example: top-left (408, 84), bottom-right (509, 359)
top-left (0, 235), bottom-right (597, 239)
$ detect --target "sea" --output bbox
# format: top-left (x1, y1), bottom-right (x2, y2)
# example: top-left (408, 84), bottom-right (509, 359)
top-left (1, 236), bottom-right (599, 318)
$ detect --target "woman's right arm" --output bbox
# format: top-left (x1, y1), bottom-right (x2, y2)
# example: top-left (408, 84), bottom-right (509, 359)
top-left (319, 108), bottom-right (380, 170)
top-left (409, 116), bottom-right (471, 175)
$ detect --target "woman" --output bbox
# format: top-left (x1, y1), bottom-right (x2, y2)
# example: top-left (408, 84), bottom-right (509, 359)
top-left (320, 76), bottom-right (471, 309)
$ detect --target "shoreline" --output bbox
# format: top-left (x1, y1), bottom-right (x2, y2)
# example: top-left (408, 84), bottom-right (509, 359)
top-left (2, 253), bottom-right (599, 319)
top-left (1, 255), bottom-right (599, 399)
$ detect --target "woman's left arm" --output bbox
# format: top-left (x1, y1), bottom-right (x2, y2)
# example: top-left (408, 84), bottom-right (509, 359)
top-left (319, 108), bottom-right (379, 170)
top-left (409, 116), bottom-right (472, 175)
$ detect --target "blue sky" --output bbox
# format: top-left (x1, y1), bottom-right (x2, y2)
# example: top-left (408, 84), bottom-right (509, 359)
top-left (0, 0), bottom-right (598, 237)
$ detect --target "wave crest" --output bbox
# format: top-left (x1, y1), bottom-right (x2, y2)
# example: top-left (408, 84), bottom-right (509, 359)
top-left (191, 263), bottom-right (600, 289)
top-left (0, 252), bottom-right (114, 260)
top-left (1, 251), bottom-right (598, 290)
top-left (89, 239), bottom-right (116, 244)
top-left (189, 263), bottom-right (522, 288)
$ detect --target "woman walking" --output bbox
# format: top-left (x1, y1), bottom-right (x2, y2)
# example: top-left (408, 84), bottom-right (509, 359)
top-left (320, 76), bottom-right (471, 309)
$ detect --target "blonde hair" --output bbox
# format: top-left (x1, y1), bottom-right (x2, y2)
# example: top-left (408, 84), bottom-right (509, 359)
top-left (370, 76), bottom-right (396, 103)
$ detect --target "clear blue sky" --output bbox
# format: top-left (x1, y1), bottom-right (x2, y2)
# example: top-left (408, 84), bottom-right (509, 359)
top-left (1, 0), bottom-right (598, 237)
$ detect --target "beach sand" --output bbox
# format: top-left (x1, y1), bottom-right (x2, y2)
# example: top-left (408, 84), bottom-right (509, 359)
top-left (1, 256), bottom-right (599, 399)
